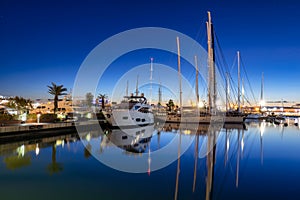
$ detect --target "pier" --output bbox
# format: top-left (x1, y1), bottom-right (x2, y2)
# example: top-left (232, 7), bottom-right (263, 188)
top-left (0, 120), bottom-right (106, 144)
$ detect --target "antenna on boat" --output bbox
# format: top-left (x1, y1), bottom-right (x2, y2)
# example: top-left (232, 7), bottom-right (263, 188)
top-left (135, 75), bottom-right (139, 96)
top-left (176, 36), bottom-right (182, 113)
top-left (126, 80), bottom-right (129, 96)
top-left (150, 57), bottom-right (153, 104)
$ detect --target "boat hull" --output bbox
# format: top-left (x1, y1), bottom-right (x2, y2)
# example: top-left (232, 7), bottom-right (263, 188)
top-left (155, 115), bottom-right (244, 124)
top-left (104, 110), bottom-right (154, 128)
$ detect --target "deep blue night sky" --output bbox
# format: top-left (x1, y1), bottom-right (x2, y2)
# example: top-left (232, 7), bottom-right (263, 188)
top-left (1, 0), bottom-right (300, 102)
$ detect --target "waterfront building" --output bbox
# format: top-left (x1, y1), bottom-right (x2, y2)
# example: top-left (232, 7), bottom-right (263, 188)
top-left (31, 95), bottom-right (73, 115)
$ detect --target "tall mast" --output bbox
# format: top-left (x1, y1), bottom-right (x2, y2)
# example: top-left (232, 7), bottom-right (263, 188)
top-left (207, 11), bottom-right (216, 114)
top-left (281, 98), bottom-right (284, 115)
top-left (226, 72), bottom-right (230, 112)
top-left (176, 37), bottom-right (182, 112)
top-left (135, 75), bottom-right (139, 96)
top-left (242, 78), bottom-right (244, 112)
top-left (260, 72), bottom-right (264, 107)
top-left (194, 55), bottom-right (199, 106)
top-left (150, 57), bottom-right (153, 104)
top-left (158, 82), bottom-right (162, 106)
top-left (237, 51), bottom-right (241, 112)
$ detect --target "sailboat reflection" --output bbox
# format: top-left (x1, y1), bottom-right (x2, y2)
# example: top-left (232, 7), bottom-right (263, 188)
top-left (168, 122), bottom-right (245, 200)
top-left (260, 121), bottom-right (265, 165)
top-left (107, 125), bottom-right (154, 153)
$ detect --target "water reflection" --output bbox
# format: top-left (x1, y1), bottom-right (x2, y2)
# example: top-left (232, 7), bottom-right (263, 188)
top-left (108, 126), bottom-right (154, 153)
top-left (0, 133), bottom-right (79, 171)
top-left (161, 122), bottom-right (244, 200)
top-left (4, 154), bottom-right (31, 170)
top-left (47, 144), bottom-right (63, 175)
top-left (165, 122), bottom-right (258, 200)
top-left (0, 121), bottom-right (300, 199)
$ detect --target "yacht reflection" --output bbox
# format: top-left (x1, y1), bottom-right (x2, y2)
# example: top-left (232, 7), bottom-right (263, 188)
top-left (107, 125), bottom-right (154, 153)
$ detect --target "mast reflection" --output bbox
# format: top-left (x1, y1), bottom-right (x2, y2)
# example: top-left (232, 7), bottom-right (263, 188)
top-left (260, 121), bottom-right (265, 165)
top-left (158, 122), bottom-right (246, 200)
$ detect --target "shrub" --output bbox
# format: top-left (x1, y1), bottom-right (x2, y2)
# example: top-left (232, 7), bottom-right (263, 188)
top-left (0, 114), bottom-right (13, 121)
top-left (40, 114), bottom-right (58, 123)
top-left (26, 114), bottom-right (37, 122)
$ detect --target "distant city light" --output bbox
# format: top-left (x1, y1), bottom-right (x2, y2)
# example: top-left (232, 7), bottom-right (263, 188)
top-left (198, 101), bottom-right (204, 108)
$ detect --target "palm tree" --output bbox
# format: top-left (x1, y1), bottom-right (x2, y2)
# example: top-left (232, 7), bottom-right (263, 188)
top-left (47, 82), bottom-right (67, 114)
top-left (97, 94), bottom-right (107, 110)
top-left (8, 96), bottom-right (32, 114)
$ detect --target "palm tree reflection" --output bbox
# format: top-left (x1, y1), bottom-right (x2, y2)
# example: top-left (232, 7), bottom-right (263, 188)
top-left (84, 143), bottom-right (92, 158)
top-left (47, 144), bottom-right (63, 175)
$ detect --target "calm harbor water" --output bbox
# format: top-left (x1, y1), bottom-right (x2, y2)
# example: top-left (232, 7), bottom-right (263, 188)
top-left (1, 121), bottom-right (300, 200)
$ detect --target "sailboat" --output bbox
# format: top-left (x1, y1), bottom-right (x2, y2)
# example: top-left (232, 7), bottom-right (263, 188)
top-left (155, 11), bottom-right (244, 124)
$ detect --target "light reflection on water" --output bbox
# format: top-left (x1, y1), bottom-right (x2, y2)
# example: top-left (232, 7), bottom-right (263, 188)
top-left (0, 121), bottom-right (300, 199)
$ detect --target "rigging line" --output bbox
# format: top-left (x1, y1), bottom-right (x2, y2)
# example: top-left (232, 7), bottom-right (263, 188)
top-left (228, 73), bottom-right (239, 106)
top-left (214, 32), bottom-right (241, 108)
top-left (213, 33), bottom-right (227, 82)
top-left (179, 22), bottom-right (207, 94)
top-left (240, 57), bottom-right (258, 105)
top-left (212, 32), bottom-right (231, 107)
top-left (240, 63), bottom-right (253, 101)
top-left (194, 17), bottom-right (207, 47)
top-left (230, 55), bottom-right (237, 75)
top-left (227, 56), bottom-right (239, 107)
top-left (214, 32), bottom-right (232, 79)
top-left (226, 53), bottom-right (239, 106)
top-left (243, 86), bottom-right (256, 106)
top-left (215, 132), bottom-right (247, 200)
top-left (243, 95), bottom-right (252, 107)
top-left (225, 75), bottom-right (236, 107)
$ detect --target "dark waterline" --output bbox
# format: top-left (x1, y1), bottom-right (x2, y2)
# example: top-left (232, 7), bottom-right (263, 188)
top-left (0, 122), bottom-right (300, 200)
